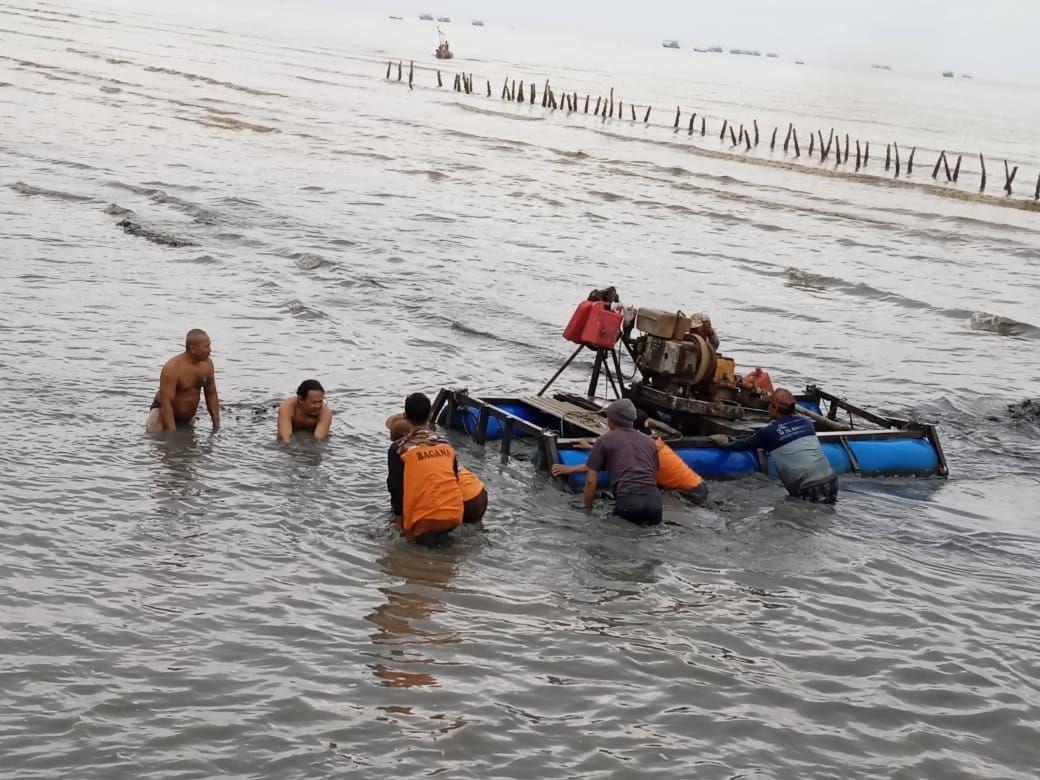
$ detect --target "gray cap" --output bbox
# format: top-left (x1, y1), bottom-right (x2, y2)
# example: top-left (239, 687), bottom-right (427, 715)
top-left (605, 398), bottom-right (637, 427)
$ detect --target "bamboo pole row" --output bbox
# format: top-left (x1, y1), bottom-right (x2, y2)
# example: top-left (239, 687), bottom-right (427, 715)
top-left (385, 61), bottom-right (1040, 200)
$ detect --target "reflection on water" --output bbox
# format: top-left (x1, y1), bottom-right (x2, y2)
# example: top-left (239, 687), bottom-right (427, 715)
top-left (365, 542), bottom-right (464, 689)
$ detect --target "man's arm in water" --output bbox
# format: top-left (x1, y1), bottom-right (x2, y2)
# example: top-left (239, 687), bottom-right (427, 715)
top-left (315, 404), bottom-right (333, 439)
top-left (583, 469), bottom-right (599, 511)
top-left (204, 361), bottom-right (220, 430)
top-left (276, 399), bottom-right (293, 444)
top-left (158, 363), bottom-right (177, 431)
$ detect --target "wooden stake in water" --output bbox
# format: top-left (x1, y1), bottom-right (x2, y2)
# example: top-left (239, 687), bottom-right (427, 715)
top-left (932, 151), bottom-right (944, 179)
top-left (979, 153), bottom-right (987, 191)
top-left (645, 105), bottom-right (652, 123)
top-left (397, 61), bottom-right (402, 81)
top-left (630, 103), bottom-right (635, 121)
top-left (594, 95), bottom-right (601, 115)
top-left (720, 120), bottom-right (728, 140)
top-left (730, 125), bottom-right (738, 145)
top-left (518, 81), bottom-right (525, 102)
top-left (864, 141), bottom-right (870, 167)
top-left (688, 113), bottom-right (696, 135)
top-left (894, 143), bottom-right (901, 177)
top-left (744, 129), bottom-right (752, 151)
top-left (907, 146), bottom-right (916, 175)
top-left (943, 153), bottom-right (952, 181)
top-left (386, 61), bottom-right (392, 79)
top-left (436, 70), bottom-right (442, 87)
top-left (584, 94), bottom-right (590, 113)
top-left (885, 144), bottom-right (891, 171)
top-left (953, 154), bottom-right (961, 181)
top-left (771, 127), bottom-right (778, 150)
top-left (609, 87), bottom-right (614, 117)
top-left (793, 128), bottom-right (800, 157)
top-left (844, 133), bottom-right (849, 163)
top-left (487, 79), bottom-right (492, 97)
top-left (856, 140), bottom-right (862, 171)
top-left (408, 61), bottom-right (413, 89)
top-left (701, 116), bottom-right (706, 136)
top-left (783, 123), bottom-right (792, 153)
top-left (1035, 171), bottom-right (1040, 200)
top-left (674, 106), bottom-right (680, 129)
top-left (1004, 160), bottom-right (1018, 195)
top-left (754, 120), bottom-right (760, 146)
top-left (809, 132), bottom-right (816, 157)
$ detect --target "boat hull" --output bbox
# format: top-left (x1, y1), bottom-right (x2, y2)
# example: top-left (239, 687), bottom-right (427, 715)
top-left (433, 389), bottom-right (948, 486)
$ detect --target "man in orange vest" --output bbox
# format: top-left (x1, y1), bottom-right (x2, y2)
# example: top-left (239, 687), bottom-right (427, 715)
top-left (386, 400), bottom-right (488, 528)
top-left (636, 412), bottom-right (709, 505)
top-left (386, 393), bottom-right (464, 544)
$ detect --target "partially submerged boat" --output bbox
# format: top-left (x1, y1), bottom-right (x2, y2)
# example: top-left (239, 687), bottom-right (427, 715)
top-left (432, 293), bottom-right (948, 490)
top-left (663, 40), bottom-right (680, 49)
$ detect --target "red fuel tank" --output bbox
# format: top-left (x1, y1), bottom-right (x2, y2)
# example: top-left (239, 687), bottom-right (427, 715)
top-left (580, 304), bottom-right (623, 349)
top-left (563, 300), bottom-right (598, 344)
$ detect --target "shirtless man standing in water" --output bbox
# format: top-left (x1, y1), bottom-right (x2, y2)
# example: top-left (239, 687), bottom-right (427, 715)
top-left (146, 329), bottom-right (220, 433)
top-left (277, 379), bottom-right (333, 443)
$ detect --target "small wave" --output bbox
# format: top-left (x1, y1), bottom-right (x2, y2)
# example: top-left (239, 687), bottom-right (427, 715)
top-left (969, 311), bottom-right (1039, 338)
top-left (292, 253), bottom-right (330, 271)
top-left (142, 65), bottom-right (284, 97)
top-left (99, 85), bottom-right (121, 94)
top-left (551, 149), bottom-right (589, 160)
top-left (10, 181), bottom-right (94, 202)
top-left (456, 103), bottom-right (544, 122)
top-left (116, 218), bottom-right (198, 248)
top-left (103, 203), bottom-right (133, 217)
top-left (177, 115), bottom-right (279, 134)
top-left (589, 190), bottom-right (625, 202)
top-left (1007, 399), bottom-right (1040, 423)
top-left (280, 299), bottom-right (327, 319)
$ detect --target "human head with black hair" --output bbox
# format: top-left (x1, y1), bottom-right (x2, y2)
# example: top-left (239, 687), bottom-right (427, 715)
top-left (296, 379), bottom-right (325, 416)
top-left (184, 328), bottom-right (211, 361)
top-left (404, 392), bottom-right (432, 427)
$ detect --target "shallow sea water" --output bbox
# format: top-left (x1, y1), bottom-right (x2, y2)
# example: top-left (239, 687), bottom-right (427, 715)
top-left (2, 1), bottom-right (1040, 777)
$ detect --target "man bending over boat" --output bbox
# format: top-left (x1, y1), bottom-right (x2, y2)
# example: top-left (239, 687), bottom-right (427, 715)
top-left (712, 388), bottom-right (838, 504)
top-left (146, 328), bottom-right (219, 433)
top-left (551, 398), bottom-right (663, 525)
top-left (277, 379), bottom-right (333, 443)
top-left (386, 393), bottom-right (465, 544)
top-left (387, 414), bottom-right (487, 524)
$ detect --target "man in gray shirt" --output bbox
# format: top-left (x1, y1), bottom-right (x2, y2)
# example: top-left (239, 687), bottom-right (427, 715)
top-left (552, 398), bottom-right (664, 525)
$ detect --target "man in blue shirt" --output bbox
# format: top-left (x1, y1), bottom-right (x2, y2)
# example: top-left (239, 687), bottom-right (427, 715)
top-left (713, 388), bottom-right (838, 504)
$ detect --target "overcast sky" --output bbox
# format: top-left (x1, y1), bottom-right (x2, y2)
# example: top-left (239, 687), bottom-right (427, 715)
top-left (349, 0), bottom-right (1040, 81)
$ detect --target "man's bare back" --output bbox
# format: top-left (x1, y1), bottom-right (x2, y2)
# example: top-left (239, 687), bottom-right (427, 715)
top-left (147, 329), bottom-right (220, 433)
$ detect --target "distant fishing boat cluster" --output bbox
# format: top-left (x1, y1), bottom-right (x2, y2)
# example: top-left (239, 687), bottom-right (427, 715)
top-left (409, 13), bottom-right (484, 26)
top-left (668, 42), bottom-right (783, 59)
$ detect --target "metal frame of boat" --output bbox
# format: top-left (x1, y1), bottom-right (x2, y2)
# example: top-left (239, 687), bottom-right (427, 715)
top-left (431, 385), bottom-right (949, 485)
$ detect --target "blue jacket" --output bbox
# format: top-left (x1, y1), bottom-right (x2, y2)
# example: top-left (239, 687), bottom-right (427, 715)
top-left (721, 414), bottom-right (835, 493)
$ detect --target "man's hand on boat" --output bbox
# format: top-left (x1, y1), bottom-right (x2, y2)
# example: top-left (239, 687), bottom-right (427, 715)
top-left (551, 463), bottom-right (586, 477)
top-left (573, 438), bottom-right (593, 450)
top-left (709, 434), bottom-right (731, 446)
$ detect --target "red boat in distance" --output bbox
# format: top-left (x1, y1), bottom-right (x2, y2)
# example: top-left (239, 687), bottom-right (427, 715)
top-left (435, 28), bottom-right (453, 59)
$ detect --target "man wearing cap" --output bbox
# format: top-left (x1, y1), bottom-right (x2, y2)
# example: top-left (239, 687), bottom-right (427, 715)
top-left (551, 398), bottom-right (663, 525)
top-left (712, 388), bottom-right (838, 504)
top-left (690, 313), bottom-right (720, 350)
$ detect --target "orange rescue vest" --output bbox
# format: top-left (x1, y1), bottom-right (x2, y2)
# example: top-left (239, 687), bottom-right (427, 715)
top-left (457, 467), bottom-right (485, 502)
top-left (654, 437), bottom-right (703, 491)
top-left (400, 443), bottom-right (464, 538)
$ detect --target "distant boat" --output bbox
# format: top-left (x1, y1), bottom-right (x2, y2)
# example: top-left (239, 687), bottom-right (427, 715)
top-left (472, 19), bottom-right (484, 26)
top-left (942, 71), bottom-right (954, 78)
top-left (795, 60), bottom-right (804, 65)
top-left (389, 15), bottom-right (403, 20)
top-left (961, 73), bottom-right (973, 79)
top-left (708, 46), bottom-right (723, 53)
top-left (766, 52), bottom-right (779, 58)
top-left (435, 29), bottom-right (453, 59)
top-left (662, 40), bottom-right (680, 49)
top-left (419, 13), bottom-right (433, 20)
top-left (437, 16), bottom-right (451, 22)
